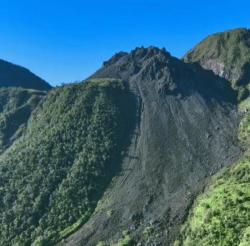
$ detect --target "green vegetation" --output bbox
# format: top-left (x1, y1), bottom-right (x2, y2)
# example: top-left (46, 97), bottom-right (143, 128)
top-left (0, 87), bottom-right (45, 153)
top-left (112, 231), bottom-right (135, 246)
top-left (177, 95), bottom-right (250, 246)
top-left (184, 28), bottom-right (250, 101)
top-left (178, 158), bottom-right (250, 246)
top-left (115, 235), bottom-right (134, 246)
top-left (0, 79), bottom-right (135, 245)
top-left (96, 231), bottom-right (135, 246)
top-left (239, 99), bottom-right (250, 146)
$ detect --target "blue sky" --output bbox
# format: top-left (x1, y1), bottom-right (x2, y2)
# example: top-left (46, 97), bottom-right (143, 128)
top-left (0, 0), bottom-right (250, 86)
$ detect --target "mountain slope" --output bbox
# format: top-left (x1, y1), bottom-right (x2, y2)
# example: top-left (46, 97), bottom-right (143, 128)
top-left (177, 158), bottom-right (250, 246)
top-left (183, 28), bottom-right (250, 101)
top-left (0, 79), bottom-right (135, 245)
top-left (64, 47), bottom-right (241, 245)
top-left (0, 46), bottom-right (243, 246)
top-left (176, 99), bottom-right (250, 246)
top-left (0, 59), bottom-right (51, 90)
top-left (0, 87), bottom-right (46, 154)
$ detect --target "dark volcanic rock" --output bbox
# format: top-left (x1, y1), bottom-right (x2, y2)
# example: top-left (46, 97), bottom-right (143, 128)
top-left (65, 47), bottom-right (241, 245)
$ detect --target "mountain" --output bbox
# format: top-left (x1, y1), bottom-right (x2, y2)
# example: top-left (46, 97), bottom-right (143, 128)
top-left (0, 59), bottom-right (51, 153)
top-left (0, 87), bottom-right (46, 154)
top-left (0, 59), bottom-right (51, 91)
top-left (183, 28), bottom-right (250, 101)
top-left (179, 28), bottom-right (250, 246)
top-left (0, 39), bottom-right (248, 246)
top-left (64, 47), bottom-right (240, 245)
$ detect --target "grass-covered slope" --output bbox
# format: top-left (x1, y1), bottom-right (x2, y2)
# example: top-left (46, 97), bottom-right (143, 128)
top-left (183, 28), bottom-right (250, 101)
top-left (0, 79), bottom-right (135, 245)
top-left (0, 59), bottom-right (51, 91)
top-left (176, 99), bottom-right (250, 246)
top-left (0, 87), bottom-right (45, 153)
top-left (176, 159), bottom-right (250, 246)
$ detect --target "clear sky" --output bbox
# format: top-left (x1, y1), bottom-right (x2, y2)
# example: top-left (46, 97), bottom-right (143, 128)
top-left (0, 0), bottom-right (250, 86)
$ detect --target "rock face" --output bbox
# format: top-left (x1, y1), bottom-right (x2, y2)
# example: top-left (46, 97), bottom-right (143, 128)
top-left (183, 28), bottom-right (250, 101)
top-left (65, 47), bottom-right (241, 245)
top-left (0, 59), bottom-right (51, 91)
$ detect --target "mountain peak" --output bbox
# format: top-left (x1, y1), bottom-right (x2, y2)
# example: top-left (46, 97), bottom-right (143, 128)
top-left (102, 46), bottom-right (171, 68)
top-left (92, 46), bottom-right (236, 103)
top-left (183, 27), bottom-right (250, 101)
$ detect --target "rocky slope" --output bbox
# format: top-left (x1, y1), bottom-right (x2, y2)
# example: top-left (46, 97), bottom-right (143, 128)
top-left (183, 28), bottom-right (250, 101)
top-left (176, 97), bottom-right (250, 246)
top-left (64, 47), bottom-right (240, 245)
top-left (0, 59), bottom-right (51, 91)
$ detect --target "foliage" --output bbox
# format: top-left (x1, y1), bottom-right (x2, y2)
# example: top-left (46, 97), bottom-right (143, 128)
top-left (112, 231), bottom-right (135, 246)
top-left (184, 28), bottom-right (250, 101)
top-left (0, 79), bottom-right (135, 245)
top-left (178, 158), bottom-right (250, 246)
top-left (177, 72), bottom-right (250, 245)
top-left (0, 87), bottom-right (45, 153)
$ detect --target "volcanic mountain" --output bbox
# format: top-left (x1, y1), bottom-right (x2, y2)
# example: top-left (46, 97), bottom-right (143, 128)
top-left (62, 47), bottom-right (241, 245)
top-left (0, 33), bottom-right (249, 246)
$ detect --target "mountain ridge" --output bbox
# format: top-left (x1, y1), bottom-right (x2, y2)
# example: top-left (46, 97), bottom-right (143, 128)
top-left (0, 58), bottom-right (51, 91)
top-left (183, 28), bottom-right (250, 101)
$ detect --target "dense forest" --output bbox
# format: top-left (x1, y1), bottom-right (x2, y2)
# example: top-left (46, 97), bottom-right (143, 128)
top-left (0, 79), bottom-right (136, 245)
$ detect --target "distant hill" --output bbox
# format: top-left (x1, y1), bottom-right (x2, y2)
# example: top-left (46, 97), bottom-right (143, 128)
top-left (0, 59), bottom-right (51, 90)
top-left (183, 28), bottom-right (250, 101)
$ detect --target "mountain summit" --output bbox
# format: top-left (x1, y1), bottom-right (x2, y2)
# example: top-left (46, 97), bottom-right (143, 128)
top-left (183, 28), bottom-right (250, 101)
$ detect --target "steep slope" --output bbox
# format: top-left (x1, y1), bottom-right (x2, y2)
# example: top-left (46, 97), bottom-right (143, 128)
top-left (64, 47), bottom-right (241, 245)
top-left (176, 100), bottom-right (250, 246)
top-left (0, 79), bottom-right (135, 245)
top-left (0, 59), bottom-right (51, 90)
top-left (0, 87), bottom-right (45, 154)
top-left (183, 28), bottom-right (250, 101)
top-left (177, 158), bottom-right (250, 246)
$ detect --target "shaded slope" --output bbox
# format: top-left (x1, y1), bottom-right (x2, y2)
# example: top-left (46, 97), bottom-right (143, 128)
top-left (177, 101), bottom-right (250, 246)
top-left (0, 87), bottom-right (45, 153)
top-left (0, 79), bottom-right (136, 245)
top-left (183, 28), bottom-right (250, 101)
top-left (65, 47), bottom-right (241, 245)
top-left (0, 59), bottom-right (51, 90)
